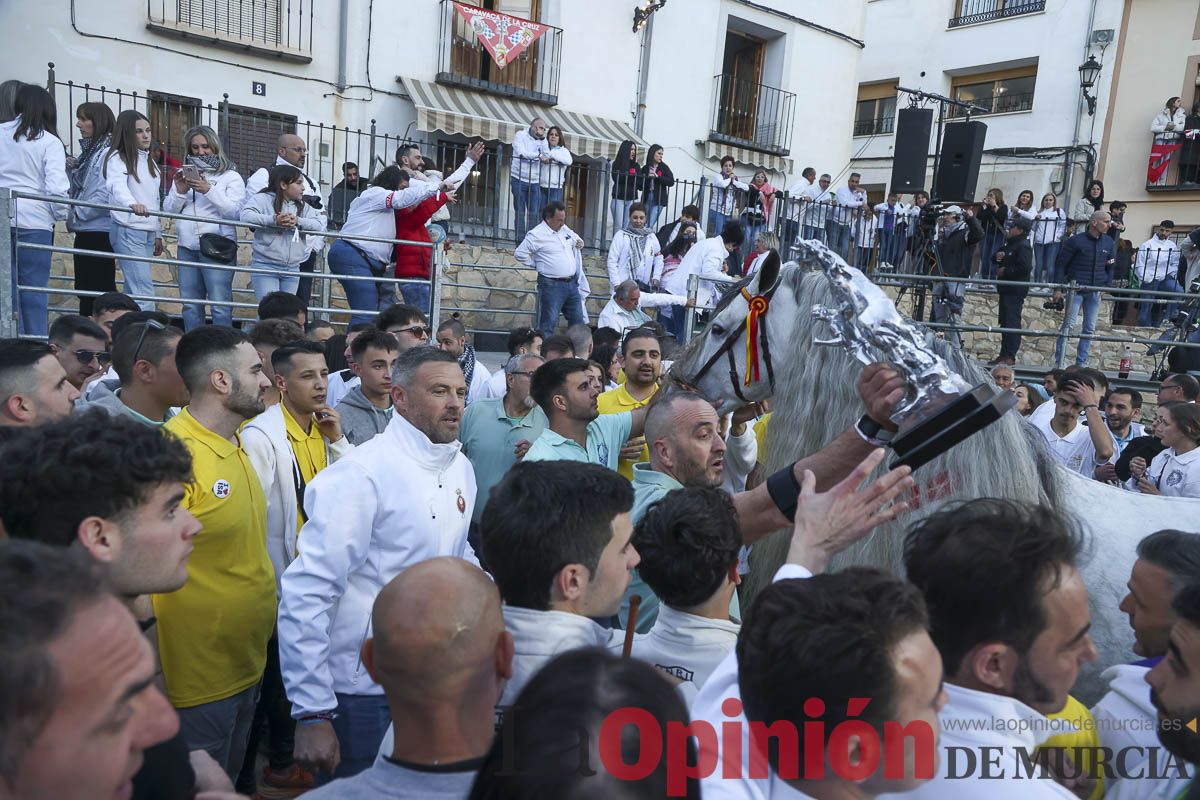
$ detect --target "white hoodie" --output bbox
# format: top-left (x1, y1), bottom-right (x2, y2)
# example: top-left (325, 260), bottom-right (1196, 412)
top-left (277, 412), bottom-right (478, 717)
top-left (162, 168), bottom-right (246, 250)
top-left (104, 150), bottom-right (162, 233)
top-left (630, 604), bottom-right (739, 701)
top-left (0, 117), bottom-right (69, 231)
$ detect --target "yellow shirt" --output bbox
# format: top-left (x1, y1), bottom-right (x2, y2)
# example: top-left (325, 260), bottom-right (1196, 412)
top-left (154, 409), bottom-right (276, 708)
top-left (597, 382), bottom-right (657, 480)
top-left (1040, 694), bottom-right (1105, 800)
top-left (282, 402), bottom-right (328, 531)
top-left (754, 413), bottom-right (772, 467)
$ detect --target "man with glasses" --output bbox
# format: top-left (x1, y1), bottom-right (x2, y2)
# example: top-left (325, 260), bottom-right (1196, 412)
top-left (480, 327), bottom-right (542, 400)
top-left (1159, 372), bottom-right (1200, 404)
top-left (48, 314), bottom-right (110, 391)
top-left (78, 319), bottom-right (188, 425)
top-left (244, 134), bottom-right (328, 306)
top-left (376, 303), bottom-right (431, 351)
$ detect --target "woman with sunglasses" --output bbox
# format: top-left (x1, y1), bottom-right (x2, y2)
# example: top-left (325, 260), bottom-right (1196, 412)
top-left (1128, 402), bottom-right (1200, 497)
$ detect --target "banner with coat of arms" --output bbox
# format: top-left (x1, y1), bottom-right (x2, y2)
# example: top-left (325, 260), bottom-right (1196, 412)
top-left (453, 2), bottom-right (548, 70)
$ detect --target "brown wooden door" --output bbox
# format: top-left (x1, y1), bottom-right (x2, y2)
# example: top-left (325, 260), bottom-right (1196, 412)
top-left (722, 32), bottom-right (764, 141)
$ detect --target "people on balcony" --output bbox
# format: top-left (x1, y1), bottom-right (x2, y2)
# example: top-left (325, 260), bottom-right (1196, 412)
top-left (873, 192), bottom-right (907, 269)
top-left (241, 164), bottom-right (326, 301)
top-left (638, 144), bottom-right (674, 230)
top-left (66, 101), bottom-right (117, 317)
top-left (1008, 189), bottom-right (1036, 225)
top-left (707, 155), bottom-right (747, 244)
top-left (975, 188), bottom-right (1008, 280)
top-left (828, 172), bottom-right (866, 263)
top-left (539, 126), bottom-right (572, 207)
top-left (104, 110), bottom-right (163, 313)
top-left (802, 172), bottom-right (834, 245)
top-left (1032, 192), bottom-right (1067, 285)
top-left (782, 166), bottom-right (816, 250)
top-left (1071, 179), bottom-right (1105, 237)
top-left (611, 139), bottom-right (640, 234)
top-left (852, 204), bottom-right (877, 271)
top-left (1151, 97), bottom-right (1188, 179)
top-left (740, 170), bottom-right (775, 271)
top-left (1135, 220), bottom-right (1183, 328)
top-left (510, 117), bottom-right (548, 245)
top-left (0, 84), bottom-right (69, 338)
top-left (163, 125), bottom-right (245, 331)
top-left (1182, 101), bottom-right (1200, 186)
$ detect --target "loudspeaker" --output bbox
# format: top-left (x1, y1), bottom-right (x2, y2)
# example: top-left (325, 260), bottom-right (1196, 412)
top-left (933, 121), bottom-right (987, 203)
top-left (890, 108), bottom-right (933, 193)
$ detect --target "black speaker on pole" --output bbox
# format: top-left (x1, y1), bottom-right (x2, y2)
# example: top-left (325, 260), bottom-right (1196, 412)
top-left (890, 108), bottom-right (933, 193)
top-left (933, 121), bottom-right (987, 203)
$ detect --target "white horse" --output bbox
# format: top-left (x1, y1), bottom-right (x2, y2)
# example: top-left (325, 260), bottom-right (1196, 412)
top-left (668, 249), bottom-right (1200, 700)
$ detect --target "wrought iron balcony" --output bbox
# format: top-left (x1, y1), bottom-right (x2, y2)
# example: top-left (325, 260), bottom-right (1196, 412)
top-left (854, 116), bottom-right (895, 137)
top-left (949, 0), bottom-right (1046, 28)
top-left (146, 0), bottom-right (313, 62)
top-left (435, 0), bottom-right (562, 106)
top-left (947, 91), bottom-right (1034, 118)
top-left (709, 73), bottom-right (796, 156)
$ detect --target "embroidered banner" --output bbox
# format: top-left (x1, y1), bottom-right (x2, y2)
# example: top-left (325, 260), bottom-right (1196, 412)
top-left (453, 2), bottom-right (548, 70)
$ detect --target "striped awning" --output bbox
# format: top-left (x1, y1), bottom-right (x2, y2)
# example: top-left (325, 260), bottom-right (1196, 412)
top-left (401, 78), bottom-right (644, 161)
top-left (701, 140), bottom-right (793, 177)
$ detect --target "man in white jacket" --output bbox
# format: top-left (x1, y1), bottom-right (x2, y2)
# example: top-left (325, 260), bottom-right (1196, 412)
top-left (1135, 221), bottom-right (1184, 327)
top-left (278, 346), bottom-right (478, 780)
top-left (510, 117), bottom-right (549, 244)
top-left (663, 222), bottom-right (745, 310)
top-left (1093, 530), bottom-right (1200, 798)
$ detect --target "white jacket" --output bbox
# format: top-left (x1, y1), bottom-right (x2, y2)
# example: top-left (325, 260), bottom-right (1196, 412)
top-left (0, 117), bottom-right (69, 231)
top-left (241, 402), bottom-right (353, 592)
top-left (607, 228), bottom-right (664, 289)
top-left (498, 605), bottom-right (621, 711)
top-left (510, 128), bottom-right (548, 183)
top-left (104, 150), bottom-right (162, 233)
top-left (162, 169), bottom-right (246, 250)
top-left (277, 412), bottom-right (478, 716)
top-left (538, 144), bottom-right (572, 189)
top-left (1033, 207), bottom-right (1067, 245)
top-left (1152, 107), bottom-right (1187, 137)
top-left (1135, 236), bottom-right (1180, 283)
top-left (630, 604), bottom-right (739, 701)
top-left (666, 235), bottom-right (731, 308)
top-left (337, 183), bottom-right (438, 264)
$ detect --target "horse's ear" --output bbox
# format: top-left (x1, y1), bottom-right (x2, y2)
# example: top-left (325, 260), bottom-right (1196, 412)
top-left (757, 249), bottom-right (781, 294)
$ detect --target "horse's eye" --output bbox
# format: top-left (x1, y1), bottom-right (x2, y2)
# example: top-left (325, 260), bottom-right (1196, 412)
top-left (711, 324), bottom-right (726, 336)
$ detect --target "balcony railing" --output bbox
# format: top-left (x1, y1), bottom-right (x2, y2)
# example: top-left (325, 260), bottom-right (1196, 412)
top-left (854, 116), bottom-right (895, 137)
top-left (435, 0), bottom-right (562, 105)
top-left (947, 91), bottom-right (1034, 118)
top-left (146, 0), bottom-right (313, 62)
top-left (1146, 133), bottom-right (1200, 191)
top-left (709, 73), bottom-right (796, 156)
top-left (949, 0), bottom-right (1045, 28)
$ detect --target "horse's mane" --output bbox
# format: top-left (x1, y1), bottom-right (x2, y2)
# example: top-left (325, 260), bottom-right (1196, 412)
top-left (741, 264), bottom-right (1065, 602)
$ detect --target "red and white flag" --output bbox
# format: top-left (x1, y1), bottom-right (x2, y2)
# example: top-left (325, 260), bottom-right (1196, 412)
top-left (453, 2), bottom-right (548, 70)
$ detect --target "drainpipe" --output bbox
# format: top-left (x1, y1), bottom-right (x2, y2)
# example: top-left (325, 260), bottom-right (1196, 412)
top-left (1064, 0), bottom-right (1100, 201)
top-left (634, 14), bottom-right (655, 137)
top-left (336, 0), bottom-right (350, 92)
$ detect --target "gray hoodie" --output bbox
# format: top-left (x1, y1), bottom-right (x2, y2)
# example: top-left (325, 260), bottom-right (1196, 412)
top-left (75, 381), bottom-right (167, 426)
top-left (240, 192), bottom-right (326, 266)
top-left (336, 385), bottom-right (392, 446)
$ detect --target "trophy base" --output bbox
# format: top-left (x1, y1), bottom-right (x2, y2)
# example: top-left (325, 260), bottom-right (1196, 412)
top-left (890, 384), bottom-right (1018, 471)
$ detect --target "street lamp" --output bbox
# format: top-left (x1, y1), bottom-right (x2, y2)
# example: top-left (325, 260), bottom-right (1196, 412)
top-left (1079, 55), bottom-right (1102, 116)
top-left (633, 0), bottom-right (667, 33)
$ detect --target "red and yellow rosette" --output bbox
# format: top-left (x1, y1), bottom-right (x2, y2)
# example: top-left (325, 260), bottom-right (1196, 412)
top-left (740, 288), bottom-right (770, 386)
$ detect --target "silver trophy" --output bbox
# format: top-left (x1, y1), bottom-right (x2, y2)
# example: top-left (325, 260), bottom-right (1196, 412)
top-left (800, 240), bottom-right (1017, 470)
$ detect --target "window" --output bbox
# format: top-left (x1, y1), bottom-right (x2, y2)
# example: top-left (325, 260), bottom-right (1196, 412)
top-left (444, 0), bottom-right (555, 101)
top-left (854, 83), bottom-right (897, 136)
top-left (148, 92), bottom-right (202, 195)
top-left (950, 66), bottom-right (1036, 117)
top-left (147, 0), bottom-right (312, 60)
top-left (219, 103), bottom-right (298, 181)
top-left (950, 0), bottom-right (1045, 28)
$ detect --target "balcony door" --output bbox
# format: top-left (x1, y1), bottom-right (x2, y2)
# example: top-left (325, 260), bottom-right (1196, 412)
top-left (720, 32), bottom-right (765, 142)
top-left (450, 0), bottom-right (541, 93)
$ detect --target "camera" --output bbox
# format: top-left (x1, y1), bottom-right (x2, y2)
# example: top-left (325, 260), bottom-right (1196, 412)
top-left (302, 194), bottom-right (324, 211)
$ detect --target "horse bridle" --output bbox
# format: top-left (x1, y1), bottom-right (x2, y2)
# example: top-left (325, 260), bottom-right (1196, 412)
top-left (676, 278), bottom-right (781, 404)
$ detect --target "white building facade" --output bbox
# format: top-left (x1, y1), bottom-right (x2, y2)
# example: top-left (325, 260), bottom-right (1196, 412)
top-left (848, 0), bottom-right (1124, 209)
top-left (2, 0), bottom-right (867, 247)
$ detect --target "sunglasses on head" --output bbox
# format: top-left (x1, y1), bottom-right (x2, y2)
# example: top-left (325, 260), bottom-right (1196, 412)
top-left (71, 349), bottom-right (112, 366)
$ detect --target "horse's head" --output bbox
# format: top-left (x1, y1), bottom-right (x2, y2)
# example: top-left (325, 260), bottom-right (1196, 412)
top-left (669, 249), bottom-right (796, 415)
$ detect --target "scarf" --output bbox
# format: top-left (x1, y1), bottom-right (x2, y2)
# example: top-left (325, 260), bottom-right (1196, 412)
top-left (68, 133), bottom-right (110, 198)
top-left (187, 153), bottom-right (235, 173)
top-left (622, 225), bottom-right (651, 283)
top-left (459, 344), bottom-right (477, 390)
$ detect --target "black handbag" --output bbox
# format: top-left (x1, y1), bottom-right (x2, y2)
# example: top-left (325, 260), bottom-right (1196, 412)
top-left (199, 233), bottom-right (237, 264)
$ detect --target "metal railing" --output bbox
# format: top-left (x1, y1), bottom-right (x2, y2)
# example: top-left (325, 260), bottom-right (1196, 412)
top-left (947, 90), bottom-right (1035, 118)
top-left (1147, 132), bottom-right (1200, 191)
top-left (435, 0), bottom-right (563, 104)
top-left (853, 116), bottom-right (895, 137)
top-left (146, 0), bottom-right (314, 59)
top-left (709, 73), bottom-right (796, 156)
top-left (949, 0), bottom-right (1045, 28)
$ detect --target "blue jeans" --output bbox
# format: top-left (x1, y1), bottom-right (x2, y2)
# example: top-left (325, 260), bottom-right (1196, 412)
top-left (1138, 277), bottom-right (1184, 327)
top-left (109, 223), bottom-right (156, 311)
top-left (708, 210), bottom-right (729, 238)
top-left (10, 227), bottom-right (53, 337)
top-left (177, 245), bottom-right (235, 330)
top-left (611, 198), bottom-right (633, 233)
top-left (828, 221), bottom-right (852, 262)
top-left (978, 231), bottom-right (1004, 279)
top-left (1055, 290), bottom-right (1102, 366)
top-left (802, 223), bottom-right (826, 245)
top-left (1033, 242), bottom-right (1061, 285)
top-left (251, 262), bottom-right (300, 299)
top-left (328, 693), bottom-right (390, 780)
top-left (536, 273), bottom-right (584, 338)
top-left (543, 187), bottom-right (563, 207)
top-left (646, 203), bottom-right (663, 229)
top-left (511, 178), bottom-right (542, 244)
top-left (400, 281), bottom-right (432, 317)
top-left (879, 229), bottom-right (901, 266)
top-left (854, 243), bottom-right (875, 270)
top-left (327, 239), bottom-right (394, 327)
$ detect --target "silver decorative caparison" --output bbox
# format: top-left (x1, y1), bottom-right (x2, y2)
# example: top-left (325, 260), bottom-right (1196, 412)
top-left (798, 240), bottom-right (972, 427)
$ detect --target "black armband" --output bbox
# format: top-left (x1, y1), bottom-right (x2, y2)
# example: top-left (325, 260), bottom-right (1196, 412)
top-left (766, 462), bottom-right (802, 523)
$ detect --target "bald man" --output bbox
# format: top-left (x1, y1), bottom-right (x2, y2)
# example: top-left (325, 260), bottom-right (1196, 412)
top-left (243, 133), bottom-right (328, 303)
top-left (302, 558), bottom-right (512, 798)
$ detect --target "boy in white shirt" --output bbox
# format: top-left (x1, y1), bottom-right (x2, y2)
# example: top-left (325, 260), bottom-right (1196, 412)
top-left (1030, 374), bottom-right (1115, 477)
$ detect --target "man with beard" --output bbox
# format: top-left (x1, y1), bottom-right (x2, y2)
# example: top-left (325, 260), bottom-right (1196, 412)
top-left (597, 328), bottom-right (662, 479)
top-left (279, 347), bottom-right (479, 780)
top-left (157, 325), bottom-right (277, 779)
top-left (1101, 388), bottom-right (1146, 464)
top-left (435, 318), bottom-right (491, 405)
top-left (902, 499), bottom-right (1098, 799)
top-left (1145, 581), bottom-right (1200, 800)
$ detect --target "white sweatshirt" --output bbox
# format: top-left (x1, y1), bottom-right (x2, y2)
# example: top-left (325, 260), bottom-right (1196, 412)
top-left (0, 117), bottom-right (69, 231)
top-left (162, 169), bottom-right (246, 249)
top-left (337, 183), bottom-right (439, 264)
top-left (104, 150), bottom-right (162, 233)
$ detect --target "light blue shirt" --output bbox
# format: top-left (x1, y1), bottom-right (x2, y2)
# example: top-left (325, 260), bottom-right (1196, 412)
top-left (459, 398), bottom-right (547, 524)
top-left (522, 411), bottom-right (633, 470)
